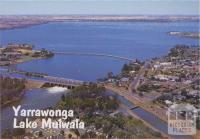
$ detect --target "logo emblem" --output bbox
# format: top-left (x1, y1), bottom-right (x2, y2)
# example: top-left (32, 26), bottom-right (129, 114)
top-left (167, 103), bottom-right (198, 135)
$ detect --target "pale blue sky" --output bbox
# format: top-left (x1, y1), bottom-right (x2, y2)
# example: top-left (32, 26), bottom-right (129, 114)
top-left (0, 0), bottom-right (199, 15)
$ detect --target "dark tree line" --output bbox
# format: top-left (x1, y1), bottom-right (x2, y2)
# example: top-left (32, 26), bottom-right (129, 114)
top-left (0, 76), bottom-right (26, 105)
top-left (58, 83), bottom-right (118, 113)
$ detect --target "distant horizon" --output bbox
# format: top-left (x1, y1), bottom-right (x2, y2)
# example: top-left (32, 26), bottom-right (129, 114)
top-left (0, 14), bottom-right (199, 17)
top-left (0, 0), bottom-right (199, 16)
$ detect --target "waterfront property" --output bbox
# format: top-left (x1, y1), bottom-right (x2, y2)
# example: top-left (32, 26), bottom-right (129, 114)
top-left (0, 44), bottom-right (54, 66)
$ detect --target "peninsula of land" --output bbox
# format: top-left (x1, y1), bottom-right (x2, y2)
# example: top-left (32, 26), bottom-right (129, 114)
top-left (0, 43), bottom-right (54, 66)
top-left (168, 31), bottom-right (200, 39)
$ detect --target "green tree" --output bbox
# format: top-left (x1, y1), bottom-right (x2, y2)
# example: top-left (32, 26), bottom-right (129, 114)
top-left (61, 94), bottom-right (65, 101)
top-left (68, 133), bottom-right (72, 138)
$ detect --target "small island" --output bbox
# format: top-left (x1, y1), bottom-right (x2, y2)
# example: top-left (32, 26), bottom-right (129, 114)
top-left (0, 43), bottom-right (54, 66)
top-left (168, 31), bottom-right (200, 39)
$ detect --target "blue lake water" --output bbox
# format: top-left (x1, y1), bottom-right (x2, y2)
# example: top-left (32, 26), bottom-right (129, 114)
top-left (0, 21), bottom-right (199, 81)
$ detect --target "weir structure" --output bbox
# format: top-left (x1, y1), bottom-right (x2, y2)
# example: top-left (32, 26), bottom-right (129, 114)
top-left (41, 75), bottom-right (86, 89)
top-left (1, 67), bottom-right (85, 89)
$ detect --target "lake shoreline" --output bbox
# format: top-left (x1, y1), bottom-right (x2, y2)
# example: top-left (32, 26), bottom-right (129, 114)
top-left (0, 15), bottom-right (199, 30)
top-left (168, 31), bottom-right (200, 39)
top-left (1, 89), bottom-right (26, 108)
top-left (1, 79), bottom-right (44, 108)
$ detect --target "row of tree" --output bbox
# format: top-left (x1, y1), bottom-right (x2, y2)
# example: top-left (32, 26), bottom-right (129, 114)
top-left (0, 76), bottom-right (26, 105)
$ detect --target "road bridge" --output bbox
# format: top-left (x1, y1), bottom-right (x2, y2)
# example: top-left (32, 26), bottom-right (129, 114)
top-left (2, 73), bottom-right (85, 89)
top-left (37, 75), bottom-right (86, 89)
top-left (43, 75), bottom-right (84, 86)
top-left (54, 51), bottom-right (134, 62)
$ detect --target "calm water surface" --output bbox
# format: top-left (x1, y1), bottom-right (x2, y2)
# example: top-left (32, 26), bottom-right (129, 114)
top-left (1, 21), bottom-right (198, 81)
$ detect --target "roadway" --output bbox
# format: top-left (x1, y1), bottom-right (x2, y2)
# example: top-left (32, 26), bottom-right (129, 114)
top-left (129, 61), bottom-right (150, 94)
top-left (54, 51), bottom-right (134, 62)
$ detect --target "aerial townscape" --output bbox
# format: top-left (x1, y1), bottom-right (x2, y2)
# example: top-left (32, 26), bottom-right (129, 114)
top-left (0, 1), bottom-right (200, 139)
top-left (1, 42), bottom-right (199, 138)
top-left (102, 44), bottom-right (200, 122)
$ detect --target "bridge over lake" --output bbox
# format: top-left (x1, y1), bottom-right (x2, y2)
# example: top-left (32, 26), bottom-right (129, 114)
top-left (54, 51), bottom-right (134, 62)
top-left (43, 75), bottom-right (85, 86)
top-left (1, 67), bottom-right (85, 89)
top-left (24, 76), bottom-right (85, 89)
